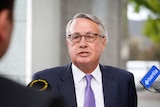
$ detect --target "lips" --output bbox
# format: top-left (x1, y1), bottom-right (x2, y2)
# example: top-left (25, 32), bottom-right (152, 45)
top-left (78, 51), bottom-right (90, 56)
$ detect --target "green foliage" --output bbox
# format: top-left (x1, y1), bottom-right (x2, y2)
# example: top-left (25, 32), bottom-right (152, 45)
top-left (144, 18), bottom-right (160, 43)
top-left (129, 0), bottom-right (160, 43)
top-left (129, 0), bottom-right (160, 15)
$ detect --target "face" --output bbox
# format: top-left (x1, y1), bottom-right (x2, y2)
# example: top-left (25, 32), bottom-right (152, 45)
top-left (66, 18), bottom-right (106, 68)
top-left (0, 10), bottom-right (13, 58)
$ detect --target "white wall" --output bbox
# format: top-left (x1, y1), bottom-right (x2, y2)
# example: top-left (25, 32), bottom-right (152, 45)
top-left (26, 0), bottom-right (61, 83)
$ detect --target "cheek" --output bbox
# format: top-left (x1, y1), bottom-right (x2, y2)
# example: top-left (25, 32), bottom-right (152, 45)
top-left (92, 43), bottom-right (101, 52)
top-left (68, 47), bottom-right (74, 55)
top-left (95, 48), bottom-right (102, 56)
top-left (67, 44), bottom-right (77, 56)
top-left (92, 43), bottom-right (105, 55)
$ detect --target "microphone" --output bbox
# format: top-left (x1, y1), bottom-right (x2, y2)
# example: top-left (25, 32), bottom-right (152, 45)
top-left (27, 79), bottom-right (51, 92)
top-left (153, 81), bottom-right (160, 92)
top-left (140, 65), bottom-right (160, 89)
top-left (27, 79), bottom-right (65, 107)
top-left (140, 65), bottom-right (160, 93)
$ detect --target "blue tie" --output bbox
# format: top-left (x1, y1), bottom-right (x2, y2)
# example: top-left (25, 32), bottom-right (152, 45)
top-left (84, 75), bottom-right (96, 107)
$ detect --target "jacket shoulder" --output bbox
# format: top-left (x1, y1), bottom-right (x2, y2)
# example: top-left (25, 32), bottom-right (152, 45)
top-left (33, 66), bottom-right (65, 76)
top-left (100, 65), bottom-right (134, 78)
top-left (32, 64), bottom-right (71, 80)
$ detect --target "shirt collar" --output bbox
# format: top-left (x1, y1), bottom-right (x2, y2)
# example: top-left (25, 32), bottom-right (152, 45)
top-left (72, 63), bottom-right (102, 84)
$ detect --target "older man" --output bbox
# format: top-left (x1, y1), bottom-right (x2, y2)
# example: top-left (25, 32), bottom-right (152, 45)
top-left (32, 13), bottom-right (137, 107)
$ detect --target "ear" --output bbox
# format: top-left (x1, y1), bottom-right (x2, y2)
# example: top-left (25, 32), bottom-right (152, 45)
top-left (101, 37), bottom-right (107, 52)
top-left (0, 10), bottom-right (10, 42)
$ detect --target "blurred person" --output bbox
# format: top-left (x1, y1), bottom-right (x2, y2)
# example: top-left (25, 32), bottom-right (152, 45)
top-left (32, 12), bottom-right (137, 107)
top-left (0, 0), bottom-right (61, 107)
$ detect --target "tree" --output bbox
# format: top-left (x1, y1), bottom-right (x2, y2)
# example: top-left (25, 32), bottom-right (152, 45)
top-left (129, 0), bottom-right (160, 43)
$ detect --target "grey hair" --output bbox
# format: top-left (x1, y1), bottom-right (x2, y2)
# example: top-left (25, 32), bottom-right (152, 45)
top-left (66, 12), bottom-right (108, 42)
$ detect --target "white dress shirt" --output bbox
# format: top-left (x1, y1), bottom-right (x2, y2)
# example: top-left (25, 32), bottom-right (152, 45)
top-left (72, 64), bottom-right (105, 107)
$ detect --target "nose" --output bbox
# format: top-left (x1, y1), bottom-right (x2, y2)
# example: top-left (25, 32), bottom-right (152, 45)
top-left (79, 36), bottom-right (87, 48)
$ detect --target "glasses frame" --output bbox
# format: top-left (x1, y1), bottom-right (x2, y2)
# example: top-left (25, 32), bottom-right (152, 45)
top-left (67, 33), bottom-right (105, 43)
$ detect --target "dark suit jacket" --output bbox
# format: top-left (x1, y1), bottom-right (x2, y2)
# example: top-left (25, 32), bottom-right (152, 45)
top-left (33, 63), bottom-right (137, 107)
top-left (0, 76), bottom-right (61, 107)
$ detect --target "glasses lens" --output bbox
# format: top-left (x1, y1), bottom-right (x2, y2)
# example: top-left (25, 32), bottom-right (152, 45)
top-left (71, 34), bottom-right (81, 43)
top-left (86, 33), bottom-right (96, 42)
top-left (69, 33), bottom-right (100, 43)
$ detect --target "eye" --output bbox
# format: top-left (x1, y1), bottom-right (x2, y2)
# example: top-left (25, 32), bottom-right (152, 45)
top-left (72, 35), bottom-right (80, 39)
top-left (86, 33), bottom-right (95, 39)
top-left (87, 35), bottom-right (94, 38)
top-left (72, 35), bottom-right (79, 39)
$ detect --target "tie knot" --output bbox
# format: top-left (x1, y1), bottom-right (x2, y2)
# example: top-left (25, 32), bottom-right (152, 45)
top-left (85, 75), bottom-right (92, 83)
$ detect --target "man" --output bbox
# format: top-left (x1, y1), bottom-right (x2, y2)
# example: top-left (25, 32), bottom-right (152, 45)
top-left (0, 0), bottom-right (61, 107)
top-left (32, 13), bottom-right (137, 107)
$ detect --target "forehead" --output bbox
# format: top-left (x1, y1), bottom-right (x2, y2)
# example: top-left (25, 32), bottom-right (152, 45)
top-left (69, 18), bottom-right (100, 33)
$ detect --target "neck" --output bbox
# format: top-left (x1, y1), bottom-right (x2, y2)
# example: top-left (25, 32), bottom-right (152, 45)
top-left (76, 63), bottom-right (99, 74)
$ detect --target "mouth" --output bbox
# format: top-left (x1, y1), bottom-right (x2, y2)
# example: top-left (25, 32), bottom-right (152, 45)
top-left (78, 51), bottom-right (90, 57)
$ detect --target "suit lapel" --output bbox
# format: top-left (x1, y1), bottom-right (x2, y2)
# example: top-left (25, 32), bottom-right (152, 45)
top-left (100, 65), bottom-right (118, 107)
top-left (58, 63), bottom-right (77, 107)
top-left (58, 64), bottom-right (119, 107)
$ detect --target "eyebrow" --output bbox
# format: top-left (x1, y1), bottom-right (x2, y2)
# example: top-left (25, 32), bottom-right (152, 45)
top-left (71, 32), bottom-right (94, 35)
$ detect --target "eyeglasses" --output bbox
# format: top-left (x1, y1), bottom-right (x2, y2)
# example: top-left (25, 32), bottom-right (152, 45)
top-left (67, 33), bottom-right (104, 43)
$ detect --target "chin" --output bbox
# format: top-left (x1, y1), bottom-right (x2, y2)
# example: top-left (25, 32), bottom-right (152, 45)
top-left (78, 60), bottom-right (90, 65)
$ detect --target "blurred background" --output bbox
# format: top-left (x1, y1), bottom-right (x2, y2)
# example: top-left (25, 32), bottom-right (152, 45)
top-left (0, 0), bottom-right (160, 106)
